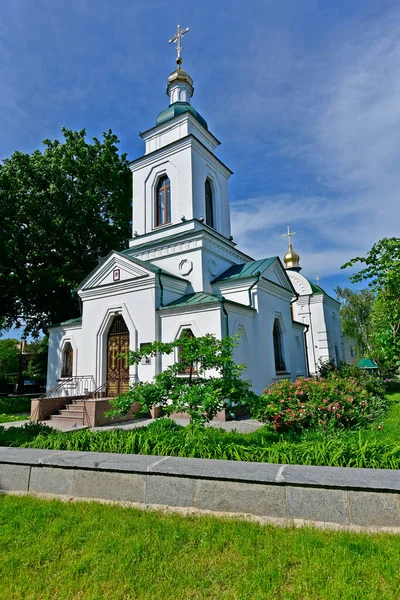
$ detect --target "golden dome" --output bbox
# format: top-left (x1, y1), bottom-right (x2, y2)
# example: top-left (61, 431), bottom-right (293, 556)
top-left (283, 244), bottom-right (301, 270)
top-left (168, 66), bottom-right (193, 88)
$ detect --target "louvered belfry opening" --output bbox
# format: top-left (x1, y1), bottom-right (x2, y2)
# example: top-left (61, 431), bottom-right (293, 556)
top-left (107, 315), bottom-right (130, 396)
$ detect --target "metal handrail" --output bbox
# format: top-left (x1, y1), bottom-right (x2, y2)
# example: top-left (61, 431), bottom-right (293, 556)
top-left (40, 375), bottom-right (95, 399)
top-left (84, 374), bottom-right (139, 400)
top-left (83, 376), bottom-right (119, 400)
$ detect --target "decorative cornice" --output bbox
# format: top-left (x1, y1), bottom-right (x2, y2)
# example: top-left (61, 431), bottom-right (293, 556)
top-left (129, 134), bottom-right (233, 177)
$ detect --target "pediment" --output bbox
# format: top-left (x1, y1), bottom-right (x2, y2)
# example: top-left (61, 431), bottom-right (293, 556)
top-left (262, 260), bottom-right (294, 293)
top-left (78, 252), bottom-right (152, 291)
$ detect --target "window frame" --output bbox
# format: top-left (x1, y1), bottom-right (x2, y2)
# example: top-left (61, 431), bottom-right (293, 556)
top-left (61, 342), bottom-right (73, 378)
top-left (155, 175), bottom-right (171, 227)
top-left (177, 329), bottom-right (197, 376)
top-left (205, 178), bottom-right (214, 229)
top-left (273, 319), bottom-right (287, 373)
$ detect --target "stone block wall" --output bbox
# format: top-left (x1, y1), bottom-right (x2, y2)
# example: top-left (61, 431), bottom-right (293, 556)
top-left (0, 448), bottom-right (399, 531)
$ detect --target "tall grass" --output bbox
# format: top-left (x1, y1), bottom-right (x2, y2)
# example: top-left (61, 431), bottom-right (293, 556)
top-left (22, 419), bottom-right (400, 469)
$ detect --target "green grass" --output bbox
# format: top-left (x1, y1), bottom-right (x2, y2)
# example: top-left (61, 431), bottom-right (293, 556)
top-left (0, 413), bottom-right (29, 424)
top-left (1, 394), bottom-right (399, 469)
top-left (0, 495), bottom-right (399, 600)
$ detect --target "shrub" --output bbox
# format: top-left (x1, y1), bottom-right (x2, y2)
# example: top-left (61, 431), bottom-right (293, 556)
top-left (0, 396), bottom-right (31, 414)
top-left (0, 421), bottom-right (54, 447)
top-left (107, 333), bottom-right (258, 425)
top-left (248, 374), bottom-right (387, 433)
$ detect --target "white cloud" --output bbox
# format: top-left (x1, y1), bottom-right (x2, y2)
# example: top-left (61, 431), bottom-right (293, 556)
top-left (228, 4), bottom-right (400, 278)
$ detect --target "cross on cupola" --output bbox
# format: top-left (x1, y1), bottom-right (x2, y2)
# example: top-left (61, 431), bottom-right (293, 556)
top-left (282, 225), bottom-right (301, 271)
top-left (165, 24), bottom-right (194, 106)
top-left (169, 24), bottom-right (190, 66)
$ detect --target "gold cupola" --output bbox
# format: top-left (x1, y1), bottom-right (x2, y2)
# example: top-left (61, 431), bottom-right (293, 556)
top-left (282, 226), bottom-right (301, 271)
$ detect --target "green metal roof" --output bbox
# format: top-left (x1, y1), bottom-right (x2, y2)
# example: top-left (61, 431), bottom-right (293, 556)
top-left (156, 102), bottom-right (208, 129)
top-left (160, 292), bottom-right (220, 310)
top-left (160, 292), bottom-right (256, 312)
top-left (308, 280), bottom-right (325, 295)
top-left (48, 317), bottom-right (82, 329)
top-left (212, 257), bottom-right (277, 283)
top-left (357, 358), bottom-right (379, 369)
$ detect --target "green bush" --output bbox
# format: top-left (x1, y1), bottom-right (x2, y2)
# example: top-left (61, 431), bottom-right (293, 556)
top-left (0, 396), bottom-right (31, 414)
top-left (108, 333), bottom-right (257, 425)
top-left (385, 379), bottom-right (400, 393)
top-left (0, 421), bottom-right (53, 447)
top-left (247, 372), bottom-right (387, 433)
top-left (20, 419), bottom-right (400, 469)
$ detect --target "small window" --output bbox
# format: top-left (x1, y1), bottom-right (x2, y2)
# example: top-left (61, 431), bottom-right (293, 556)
top-left (156, 176), bottom-right (171, 226)
top-left (273, 319), bottom-right (286, 372)
top-left (61, 342), bottom-right (73, 378)
top-left (205, 179), bottom-right (214, 228)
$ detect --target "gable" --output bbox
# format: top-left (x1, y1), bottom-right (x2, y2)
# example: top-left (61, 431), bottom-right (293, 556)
top-left (78, 251), bottom-right (153, 292)
top-left (260, 259), bottom-right (295, 294)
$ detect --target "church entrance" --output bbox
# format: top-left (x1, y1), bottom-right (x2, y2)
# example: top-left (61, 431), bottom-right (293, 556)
top-left (107, 315), bottom-right (130, 397)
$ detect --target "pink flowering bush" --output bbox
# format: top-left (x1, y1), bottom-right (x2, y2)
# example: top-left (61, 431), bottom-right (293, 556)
top-left (249, 374), bottom-right (387, 433)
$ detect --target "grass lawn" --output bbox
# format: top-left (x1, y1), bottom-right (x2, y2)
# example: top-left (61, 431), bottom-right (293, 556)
top-left (0, 495), bottom-right (399, 600)
top-left (367, 392), bottom-right (400, 442)
top-left (0, 413), bottom-right (29, 424)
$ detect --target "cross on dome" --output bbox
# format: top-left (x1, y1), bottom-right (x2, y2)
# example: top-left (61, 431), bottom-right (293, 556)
top-left (282, 225), bottom-right (296, 250)
top-left (282, 225), bottom-right (301, 271)
top-left (169, 24), bottom-right (190, 65)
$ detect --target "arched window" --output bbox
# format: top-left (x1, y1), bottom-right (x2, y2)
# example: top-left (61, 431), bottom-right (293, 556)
top-left (156, 176), bottom-right (171, 226)
top-left (205, 179), bottom-right (214, 228)
top-left (61, 342), bottom-right (73, 378)
top-left (178, 329), bottom-right (196, 375)
top-left (273, 319), bottom-right (286, 372)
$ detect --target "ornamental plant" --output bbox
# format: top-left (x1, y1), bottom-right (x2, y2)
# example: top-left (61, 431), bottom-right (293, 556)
top-left (106, 333), bottom-right (257, 425)
top-left (249, 371), bottom-right (387, 433)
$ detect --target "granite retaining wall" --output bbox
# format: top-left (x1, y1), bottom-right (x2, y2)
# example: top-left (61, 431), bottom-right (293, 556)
top-left (1, 448), bottom-right (399, 531)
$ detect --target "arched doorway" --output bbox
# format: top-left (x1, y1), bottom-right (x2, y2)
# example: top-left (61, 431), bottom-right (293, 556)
top-left (107, 315), bottom-right (129, 396)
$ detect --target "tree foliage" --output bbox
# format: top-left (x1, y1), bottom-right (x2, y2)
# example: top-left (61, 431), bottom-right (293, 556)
top-left (24, 336), bottom-right (49, 381)
top-left (107, 333), bottom-right (257, 425)
top-left (334, 286), bottom-right (375, 358)
top-left (0, 128), bottom-right (131, 336)
top-left (0, 339), bottom-right (20, 383)
top-left (342, 238), bottom-right (400, 373)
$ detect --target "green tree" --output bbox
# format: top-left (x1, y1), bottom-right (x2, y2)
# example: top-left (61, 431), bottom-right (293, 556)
top-left (0, 339), bottom-right (20, 384)
top-left (334, 286), bottom-right (375, 358)
top-left (0, 128), bottom-right (131, 336)
top-left (107, 333), bottom-right (257, 425)
top-left (342, 238), bottom-right (400, 373)
top-left (24, 336), bottom-right (49, 381)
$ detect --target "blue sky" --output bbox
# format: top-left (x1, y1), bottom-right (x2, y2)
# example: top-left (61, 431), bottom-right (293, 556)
top-left (1, 0), bottom-right (400, 339)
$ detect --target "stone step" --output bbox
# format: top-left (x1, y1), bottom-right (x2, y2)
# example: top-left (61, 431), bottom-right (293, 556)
top-left (50, 414), bottom-right (85, 425)
top-left (58, 409), bottom-right (85, 418)
top-left (64, 403), bottom-right (85, 410)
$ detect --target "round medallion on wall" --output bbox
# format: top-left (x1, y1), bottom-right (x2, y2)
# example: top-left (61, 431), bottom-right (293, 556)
top-left (208, 259), bottom-right (218, 277)
top-left (179, 259), bottom-right (193, 276)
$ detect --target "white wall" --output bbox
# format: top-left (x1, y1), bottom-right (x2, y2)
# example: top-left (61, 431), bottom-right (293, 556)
top-left (47, 325), bottom-right (83, 392)
top-left (131, 137), bottom-right (231, 240)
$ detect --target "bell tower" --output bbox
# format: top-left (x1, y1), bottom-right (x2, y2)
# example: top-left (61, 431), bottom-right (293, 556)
top-left (127, 25), bottom-right (249, 291)
top-left (129, 25), bottom-right (233, 243)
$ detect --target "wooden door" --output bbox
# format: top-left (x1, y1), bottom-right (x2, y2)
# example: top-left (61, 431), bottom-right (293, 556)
top-left (107, 316), bottom-right (130, 396)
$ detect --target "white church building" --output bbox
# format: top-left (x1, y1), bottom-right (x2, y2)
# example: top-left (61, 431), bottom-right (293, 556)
top-left (42, 28), bottom-right (344, 425)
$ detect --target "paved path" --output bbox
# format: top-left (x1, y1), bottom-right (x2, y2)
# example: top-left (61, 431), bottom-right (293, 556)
top-left (3, 415), bottom-right (264, 434)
